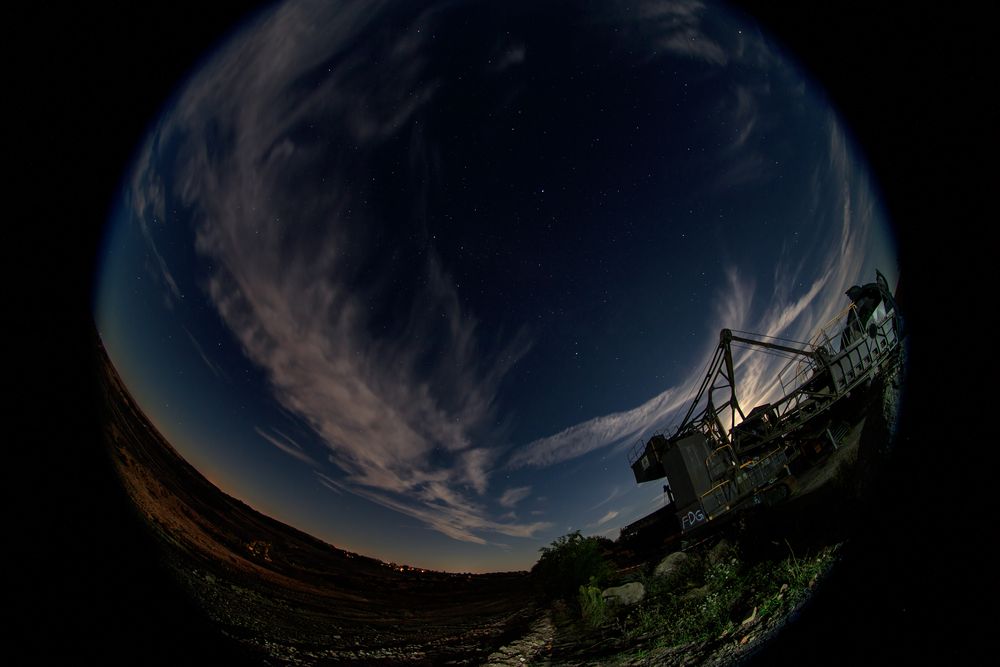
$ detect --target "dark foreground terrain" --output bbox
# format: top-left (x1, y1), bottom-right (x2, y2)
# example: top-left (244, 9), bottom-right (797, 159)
top-left (90, 330), bottom-right (973, 666)
top-left (481, 357), bottom-right (906, 667)
top-left (97, 339), bottom-right (538, 665)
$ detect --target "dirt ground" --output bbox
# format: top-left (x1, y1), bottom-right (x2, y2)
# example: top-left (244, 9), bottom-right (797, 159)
top-left (97, 336), bottom-right (903, 666)
top-left (99, 342), bottom-right (538, 665)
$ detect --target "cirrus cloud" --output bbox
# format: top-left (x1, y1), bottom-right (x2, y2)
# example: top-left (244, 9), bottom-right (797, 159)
top-left (131, 0), bottom-right (548, 545)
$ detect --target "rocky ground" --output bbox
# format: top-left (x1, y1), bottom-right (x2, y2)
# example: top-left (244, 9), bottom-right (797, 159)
top-left (97, 337), bottom-right (903, 666)
top-left (480, 356), bottom-right (905, 667)
top-left (482, 543), bottom-right (841, 667)
top-left (98, 341), bottom-right (538, 665)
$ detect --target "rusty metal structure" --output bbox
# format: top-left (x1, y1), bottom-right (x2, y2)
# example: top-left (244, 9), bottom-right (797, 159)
top-left (623, 270), bottom-right (903, 541)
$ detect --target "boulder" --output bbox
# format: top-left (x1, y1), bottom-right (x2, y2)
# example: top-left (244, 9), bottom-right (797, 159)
top-left (602, 582), bottom-right (645, 606)
top-left (654, 551), bottom-right (690, 579)
top-left (706, 538), bottom-right (735, 566)
top-left (680, 585), bottom-right (709, 602)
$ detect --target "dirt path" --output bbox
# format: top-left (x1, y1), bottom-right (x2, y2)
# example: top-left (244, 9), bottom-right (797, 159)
top-left (484, 611), bottom-right (556, 666)
top-left (483, 565), bottom-right (832, 667)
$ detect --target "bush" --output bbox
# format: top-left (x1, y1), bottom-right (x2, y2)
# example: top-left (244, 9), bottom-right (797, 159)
top-left (531, 531), bottom-right (614, 603)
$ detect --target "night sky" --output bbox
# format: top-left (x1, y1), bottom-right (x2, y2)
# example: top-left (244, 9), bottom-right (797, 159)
top-left (93, 0), bottom-right (898, 573)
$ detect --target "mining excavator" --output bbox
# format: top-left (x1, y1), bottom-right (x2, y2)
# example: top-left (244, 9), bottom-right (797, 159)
top-left (622, 270), bottom-right (903, 542)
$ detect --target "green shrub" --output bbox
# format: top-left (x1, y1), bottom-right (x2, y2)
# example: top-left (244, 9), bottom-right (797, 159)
top-left (531, 531), bottom-right (614, 603)
top-left (578, 582), bottom-right (608, 627)
top-left (781, 544), bottom-right (833, 603)
top-left (687, 557), bottom-right (742, 637)
top-left (618, 554), bottom-right (745, 646)
top-left (593, 542), bottom-right (838, 649)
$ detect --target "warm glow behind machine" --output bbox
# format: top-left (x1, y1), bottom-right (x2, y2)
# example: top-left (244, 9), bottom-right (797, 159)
top-left (624, 270), bottom-right (903, 540)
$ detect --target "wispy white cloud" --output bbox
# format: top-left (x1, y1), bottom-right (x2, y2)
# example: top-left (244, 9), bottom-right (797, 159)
top-left (508, 114), bottom-right (886, 470)
top-left (595, 510), bottom-right (619, 526)
top-left (658, 29), bottom-right (728, 65)
top-left (127, 136), bottom-right (185, 306)
top-left (256, 426), bottom-right (318, 467)
top-left (731, 86), bottom-right (757, 150)
top-left (499, 486), bottom-right (532, 508)
top-left (314, 471), bottom-right (344, 495)
top-left (125, 0), bottom-right (890, 554)
top-left (505, 385), bottom-right (690, 469)
top-left (589, 485), bottom-right (622, 511)
top-left (182, 326), bottom-right (227, 381)
top-left (132, 208), bottom-right (182, 306)
top-left (636, 0), bottom-right (728, 65)
top-left (683, 115), bottom-right (885, 422)
top-left (490, 43), bottom-right (526, 71)
top-left (317, 473), bottom-right (550, 545)
top-left (707, 82), bottom-right (779, 194)
top-left (135, 0), bottom-right (547, 546)
top-left (506, 269), bottom-right (752, 471)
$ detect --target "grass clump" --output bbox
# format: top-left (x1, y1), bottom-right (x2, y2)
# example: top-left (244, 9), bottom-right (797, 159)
top-left (593, 541), bottom-right (838, 649)
top-left (624, 555), bottom-right (742, 645)
top-left (578, 580), bottom-right (609, 627)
